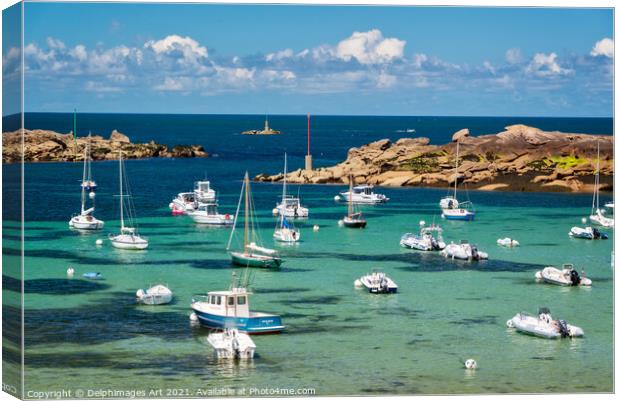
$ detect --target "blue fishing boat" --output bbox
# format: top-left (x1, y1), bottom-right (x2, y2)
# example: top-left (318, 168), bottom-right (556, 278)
top-left (190, 274), bottom-right (284, 334)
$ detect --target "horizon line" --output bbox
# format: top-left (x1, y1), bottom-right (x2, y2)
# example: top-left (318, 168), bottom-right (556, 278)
top-left (2, 112), bottom-right (613, 119)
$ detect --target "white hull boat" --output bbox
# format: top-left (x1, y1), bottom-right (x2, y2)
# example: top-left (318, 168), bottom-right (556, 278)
top-left (136, 284), bottom-right (173, 305)
top-left (272, 197), bottom-right (309, 218)
top-left (273, 154), bottom-right (300, 242)
top-left (109, 152), bottom-right (149, 250)
top-left (497, 238), bottom-right (519, 247)
top-left (439, 141), bottom-right (476, 221)
top-left (588, 142), bottom-right (614, 228)
top-left (441, 241), bottom-right (488, 261)
top-left (569, 226), bottom-right (608, 240)
top-left (355, 271), bottom-right (398, 294)
top-left (506, 309), bottom-right (584, 339)
top-left (535, 264), bottom-right (591, 286)
top-left (590, 209), bottom-right (614, 228)
top-left (70, 211), bottom-right (104, 230)
top-left (109, 231), bottom-right (149, 250)
top-left (207, 328), bottom-right (256, 359)
top-left (169, 192), bottom-right (197, 215)
top-left (273, 227), bottom-right (300, 243)
top-left (188, 203), bottom-right (233, 226)
top-left (336, 184), bottom-right (388, 204)
top-left (400, 221), bottom-right (446, 251)
top-left (69, 133), bottom-right (104, 230)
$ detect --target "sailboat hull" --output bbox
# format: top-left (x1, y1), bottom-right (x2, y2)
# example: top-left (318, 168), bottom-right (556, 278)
top-left (109, 234), bottom-right (149, 250)
top-left (442, 209), bottom-right (475, 221)
top-left (69, 216), bottom-right (104, 230)
top-left (191, 308), bottom-right (284, 334)
top-left (230, 251), bottom-right (282, 268)
top-left (343, 218), bottom-right (367, 228)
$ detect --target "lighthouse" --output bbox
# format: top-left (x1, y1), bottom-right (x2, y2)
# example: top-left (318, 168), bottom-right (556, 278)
top-left (305, 113), bottom-right (313, 171)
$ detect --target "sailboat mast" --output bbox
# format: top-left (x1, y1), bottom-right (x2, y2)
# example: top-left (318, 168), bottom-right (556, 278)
top-left (348, 175), bottom-right (353, 217)
top-left (244, 172), bottom-right (249, 252)
top-left (80, 140), bottom-right (87, 213)
top-left (454, 141), bottom-right (459, 199)
top-left (86, 133), bottom-right (92, 183)
top-left (593, 142), bottom-right (600, 211)
top-left (119, 151), bottom-right (124, 230)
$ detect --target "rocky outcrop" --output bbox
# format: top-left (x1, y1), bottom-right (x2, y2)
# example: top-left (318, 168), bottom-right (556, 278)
top-left (2, 129), bottom-right (209, 163)
top-left (256, 124), bottom-right (613, 193)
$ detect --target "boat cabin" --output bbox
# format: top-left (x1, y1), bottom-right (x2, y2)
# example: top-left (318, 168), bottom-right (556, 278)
top-left (282, 195), bottom-right (301, 207)
top-left (195, 202), bottom-right (219, 214)
top-left (178, 192), bottom-right (195, 203)
top-left (200, 289), bottom-right (251, 318)
top-left (352, 185), bottom-right (374, 195)
top-left (194, 181), bottom-right (211, 194)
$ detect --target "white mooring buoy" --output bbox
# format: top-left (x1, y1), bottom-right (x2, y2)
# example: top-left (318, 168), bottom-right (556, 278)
top-left (465, 359), bottom-right (477, 370)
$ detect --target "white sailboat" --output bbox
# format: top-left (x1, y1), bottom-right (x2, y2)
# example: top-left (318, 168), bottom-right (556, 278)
top-left (589, 142), bottom-right (613, 228)
top-left (69, 134), bottom-right (104, 230)
top-left (440, 140), bottom-right (475, 221)
top-left (273, 154), bottom-right (301, 242)
top-left (108, 151), bottom-right (149, 250)
top-left (228, 172), bottom-right (282, 268)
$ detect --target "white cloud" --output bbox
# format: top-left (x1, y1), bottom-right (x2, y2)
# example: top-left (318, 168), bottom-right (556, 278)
top-left (154, 77), bottom-right (186, 91)
top-left (505, 48), bottom-right (522, 64)
top-left (412, 53), bottom-right (428, 69)
top-left (525, 52), bottom-right (572, 77)
top-left (46, 37), bottom-right (65, 50)
top-left (375, 71), bottom-right (397, 88)
top-left (70, 45), bottom-right (88, 62)
top-left (144, 35), bottom-right (208, 68)
top-left (265, 48), bottom-right (294, 62)
top-left (482, 61), bottom-right (495, 75)
top-left (84, 81), bottom-right (122, 93)
top-left (591, 38), bottom-right (613, 58)
top-left (335, 29), bottom-right (405, 65)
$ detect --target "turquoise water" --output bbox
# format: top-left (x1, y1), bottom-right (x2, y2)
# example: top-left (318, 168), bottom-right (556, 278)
top-left (3, 160), bottom-right (614, 396)
top-left (2, 114), bottom-right (614, 396)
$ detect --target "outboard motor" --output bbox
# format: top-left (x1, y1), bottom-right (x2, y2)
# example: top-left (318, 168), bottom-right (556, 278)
top-left (569, 269), bottom-right (580, 286)
top-left (471, 246), bottom-right (479, 261)
top-left (593, 228), bottom-right (601, 239)
top-left (557, 319), bottom-right (570, 338)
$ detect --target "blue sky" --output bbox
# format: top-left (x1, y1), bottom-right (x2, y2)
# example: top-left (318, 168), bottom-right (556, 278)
top-left (4, 3), bottom-right (614, 116)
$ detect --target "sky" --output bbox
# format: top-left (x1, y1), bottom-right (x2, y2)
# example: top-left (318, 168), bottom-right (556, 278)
top-left (2, 3), bottom-right (614, 116)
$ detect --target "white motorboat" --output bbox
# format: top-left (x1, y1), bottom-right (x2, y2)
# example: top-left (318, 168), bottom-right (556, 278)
top-left (169, 192), bottom-right (197, 215)
top-left (589, 142), bottom-right (614, 228)
top-left (273, 154), bottom-right (301, 243)
top-left (336, 184), bottom-right (389, 204)
top-left (535, 264), bottom-right (592, 287)
top-left (273, 196), bottom-right (309, 218)
top-left (194, 180), bottom-right (216, 203)
top-left (136, 284), bottom-right (173, 305)
top-left (604, 202), bottom-right (614, 209)
top-left (355, 271), bottom-right (398, 294)
top-left (69, 134), bottom-right (104, 230)
top-left (207, 328), bottom-right (256, 359)
top-left (506, 308), bottom-right (584, 339)
top-left (188, 202), bottom-right (234, 226)
top-left (441, 240), bottom-right (488, 261)
top-left (400, 221), bottom-right (446, 251)
top-left (440, 141), bottom-right (475, 221)
top-left (569, 226), bottom-right (608, 240)
top-left (109, 151), bottom-right (149, 250)
top-left (497, 237), bottom-right (519, 247)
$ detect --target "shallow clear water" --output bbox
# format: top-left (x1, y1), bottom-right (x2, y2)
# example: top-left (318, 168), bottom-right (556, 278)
top-left (2, 114), bottom-right (614, 395)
